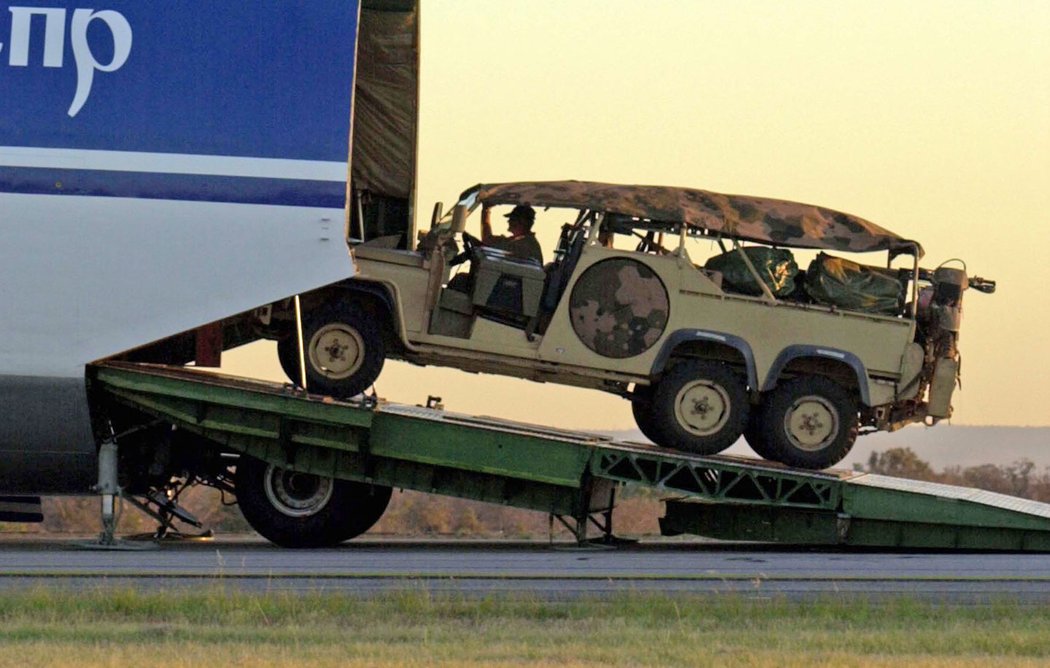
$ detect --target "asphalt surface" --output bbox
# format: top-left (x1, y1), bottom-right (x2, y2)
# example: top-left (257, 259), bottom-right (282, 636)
top-left (2, 537), bottom-right (1050, 601)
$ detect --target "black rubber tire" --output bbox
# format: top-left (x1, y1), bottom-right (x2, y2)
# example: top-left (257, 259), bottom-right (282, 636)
top-left (758, 375), bottom-right (858, 470)
top-left (276, 335), bottom-right (300, 386)
top-left (646, 360), bottom-right (749, 455)
top-left (284, 303), bottom-right (385, 398)
top-left (742, 402), bottom-right (780, 462)
top-left (630, 385), bottom-right (662, 443)
top-left (235, 455), bottom-right (392, 548)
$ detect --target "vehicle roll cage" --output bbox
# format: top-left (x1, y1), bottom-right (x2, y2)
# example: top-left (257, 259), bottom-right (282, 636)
top-left (451, 198), bottom-right (934, 318)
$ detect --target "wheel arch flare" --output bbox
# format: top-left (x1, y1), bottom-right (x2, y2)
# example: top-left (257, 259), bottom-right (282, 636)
top-left (761, 345), bottom-right (871, 406)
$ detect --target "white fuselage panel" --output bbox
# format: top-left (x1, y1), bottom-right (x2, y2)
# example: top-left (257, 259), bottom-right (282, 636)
top-left (0, 193), bottom-right (353, 378)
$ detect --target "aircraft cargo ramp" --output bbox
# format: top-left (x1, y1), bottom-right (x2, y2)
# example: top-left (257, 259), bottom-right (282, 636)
top-left (91, 362), bottom-right (1050, 551)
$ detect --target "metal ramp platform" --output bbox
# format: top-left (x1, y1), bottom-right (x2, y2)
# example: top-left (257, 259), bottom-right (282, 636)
top-left (91, 362), bottom-right (1050, 551)
top-left (663, 474), bottom-right (1050, 551)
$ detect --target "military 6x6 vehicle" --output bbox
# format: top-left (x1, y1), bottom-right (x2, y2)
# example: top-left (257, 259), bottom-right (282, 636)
top-left (269, 181), bottom-right (994, 470)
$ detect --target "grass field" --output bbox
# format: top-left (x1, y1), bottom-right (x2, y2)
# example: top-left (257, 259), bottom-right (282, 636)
top-left (0, 589), bottom-right (1048, 667)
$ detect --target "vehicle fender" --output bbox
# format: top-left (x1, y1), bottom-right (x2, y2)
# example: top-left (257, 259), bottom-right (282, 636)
top-left (761, 345), bottom-right (872, 406)
top-left (651, 330), bottom-right (758, 390)
top-left (339, 277), bottom-right (397, 315)
top-left (328, 278), bottom-right (412, 345)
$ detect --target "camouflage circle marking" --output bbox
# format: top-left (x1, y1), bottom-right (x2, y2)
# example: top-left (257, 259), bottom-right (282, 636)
top-left (568, 258), bottom-right (669, 359)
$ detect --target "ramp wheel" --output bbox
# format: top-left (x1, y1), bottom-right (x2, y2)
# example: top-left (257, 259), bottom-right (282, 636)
top-left (235, 455), bottom-right (391, 548)
top-left (759, 376), bottom-right (858, 469)
top-left (281, 303), bottom-right (385, 398)
top-left (647, 360), bottom-right (748, 455)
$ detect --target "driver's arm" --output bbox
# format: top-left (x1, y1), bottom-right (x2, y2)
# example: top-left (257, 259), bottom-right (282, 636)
top-left (481, 204), bottom-right (497, 244)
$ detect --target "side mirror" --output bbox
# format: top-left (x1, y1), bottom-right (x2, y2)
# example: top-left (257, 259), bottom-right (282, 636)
top-left (451, 204), bottom-right (468, 234)
top-left (430, 201), bottom-right (443, 228)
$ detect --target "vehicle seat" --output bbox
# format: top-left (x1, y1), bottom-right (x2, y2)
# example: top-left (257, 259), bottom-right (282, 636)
top-left (527, 229), bottom-right (589, 337)
top-left (471, 247), bottom-right (546, 326)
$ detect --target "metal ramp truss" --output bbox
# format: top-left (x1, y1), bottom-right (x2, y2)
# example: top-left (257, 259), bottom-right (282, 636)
top-left (592, 449), bottom-right (840, 510)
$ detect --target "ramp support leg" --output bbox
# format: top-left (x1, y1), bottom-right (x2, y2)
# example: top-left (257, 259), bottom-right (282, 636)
top-left (551, 513), bottom-right (590, 544)
top-left (551, 482), bottom-right (635, 547)
top-left (96, 439), bottom-right (120, 546)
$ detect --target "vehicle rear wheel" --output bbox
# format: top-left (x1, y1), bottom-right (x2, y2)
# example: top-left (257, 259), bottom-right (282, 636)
top-left (281, 303), bottom-right (385, 398)
top-left (647, 361), bottom-right (749, 455)
top-left (235, 455), bottom-right (392, 548)
top-left (742, 403), bottom-right (780, 462)
top-left (758, 376), bottom-right (858, 470)
top-left (630, 385), bottom-right (661, 443)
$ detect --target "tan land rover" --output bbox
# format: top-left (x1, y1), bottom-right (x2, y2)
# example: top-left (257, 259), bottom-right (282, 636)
top-left (271, 181), bottom-right (994, 470)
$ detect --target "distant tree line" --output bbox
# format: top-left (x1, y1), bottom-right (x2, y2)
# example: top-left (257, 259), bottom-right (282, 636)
top-left (862, 448), bottom-right (1050, 502)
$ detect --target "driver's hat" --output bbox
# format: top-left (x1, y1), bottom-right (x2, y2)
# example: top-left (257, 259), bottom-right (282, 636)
top-left (504, 204), bottom-right (536, 224)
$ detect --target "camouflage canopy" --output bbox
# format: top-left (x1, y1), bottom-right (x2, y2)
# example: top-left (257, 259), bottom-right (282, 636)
top-left (464, 181), bottom-right (923, 257)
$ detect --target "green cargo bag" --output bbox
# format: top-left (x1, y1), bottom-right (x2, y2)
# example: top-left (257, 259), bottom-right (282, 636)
top-left (705, 247), bottom-right (799, 298)
top-left (804, 252), bottom-right (903, 315)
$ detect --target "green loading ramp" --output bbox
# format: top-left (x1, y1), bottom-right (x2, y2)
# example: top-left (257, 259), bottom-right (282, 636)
top-left (92, 362), bottom-right (1050, 551)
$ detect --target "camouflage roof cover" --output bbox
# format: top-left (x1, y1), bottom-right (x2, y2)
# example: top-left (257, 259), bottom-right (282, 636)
top-left (465, 181), bottom-right (922, 257)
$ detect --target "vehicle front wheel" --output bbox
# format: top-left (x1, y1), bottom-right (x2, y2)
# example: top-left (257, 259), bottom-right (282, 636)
top-left (757, 376), bottom-right (858, 470)
top-left (647, 361), bottom-right (749, 455)
top-left (630, 385), bottom-right (662, 443)
top-left (235, 455), bottom-right (392, 548)
top-left (281, 303), bottom-right (385, 398)
top-left (276, 335), bottom-right (302, 386)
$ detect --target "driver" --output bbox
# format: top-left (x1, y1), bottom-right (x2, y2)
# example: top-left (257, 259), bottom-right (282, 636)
top-left (480, 204), bottom-right (543, 264)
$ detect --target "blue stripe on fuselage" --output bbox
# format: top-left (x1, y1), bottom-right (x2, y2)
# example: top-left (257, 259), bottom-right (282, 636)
top-left (0, 166), bottom-right (346, 208)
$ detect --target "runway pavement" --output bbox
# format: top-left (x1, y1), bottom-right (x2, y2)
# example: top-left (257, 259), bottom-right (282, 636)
top-left (2, 536), bottom-right (1050, 601)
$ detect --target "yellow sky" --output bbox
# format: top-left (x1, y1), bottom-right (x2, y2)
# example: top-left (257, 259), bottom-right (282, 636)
top-left (228, 1), bottom-right (1050, 428)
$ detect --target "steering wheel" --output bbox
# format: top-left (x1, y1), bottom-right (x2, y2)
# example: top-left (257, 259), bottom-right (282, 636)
top-left (449, 231), bottom-right (480, 266)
